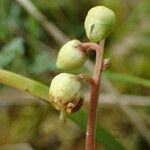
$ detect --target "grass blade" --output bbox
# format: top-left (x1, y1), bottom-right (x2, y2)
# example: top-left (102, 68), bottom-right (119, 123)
top-left (0, 69), bottom-right (126, 150)
top-left (104, 71), bottom-right (150, 87)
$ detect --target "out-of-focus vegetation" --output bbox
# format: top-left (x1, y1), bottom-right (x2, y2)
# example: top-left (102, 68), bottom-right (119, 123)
top-left (0, 0), bottom-right (150, 150)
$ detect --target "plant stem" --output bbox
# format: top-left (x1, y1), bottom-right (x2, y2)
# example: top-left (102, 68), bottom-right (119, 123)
top-left (76, 74), bottom-right (94, 86)
top-left (86, 40), bottom-right (105, 150)
top-left (59, 109), bottom-right (67, 124)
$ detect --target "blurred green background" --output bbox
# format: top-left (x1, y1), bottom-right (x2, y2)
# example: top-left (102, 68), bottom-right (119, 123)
top-left (0, 0), bottom-right (150, 150)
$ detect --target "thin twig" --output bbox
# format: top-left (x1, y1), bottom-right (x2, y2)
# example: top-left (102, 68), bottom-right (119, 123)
top-left (86, 94), bottom-right (150, 106)
top-left (16, 0), bottom-right (69, 45)
top-left (102, 79), bottom-right (150, 145)
top-left (0, 90), bottom-right (149, 107)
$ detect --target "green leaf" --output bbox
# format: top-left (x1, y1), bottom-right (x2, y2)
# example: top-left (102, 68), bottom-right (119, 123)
top-left (0, 38), bottom-right (24, 68)
top-left (104, 71), bottom-right (150, 87)
top-left (0, 69), bottom-right (126, 150)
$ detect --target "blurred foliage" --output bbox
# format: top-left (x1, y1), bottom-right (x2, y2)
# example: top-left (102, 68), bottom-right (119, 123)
top-left (104, 71), bottom-right (150, 88)
top-left (0, 38), bottom-right (24, 69)
top-left (0, 0), bottom-right (150, 150)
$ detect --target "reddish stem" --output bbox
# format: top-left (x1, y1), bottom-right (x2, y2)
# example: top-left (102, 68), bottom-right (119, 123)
top-left (76, 74), bottom-right (95, 86)
top-left (85, 40), bottom-right (105, 150)
top-left (77, 42), bottom-right (99, 53)
top-left (77, 40), bottom-right (105, 149)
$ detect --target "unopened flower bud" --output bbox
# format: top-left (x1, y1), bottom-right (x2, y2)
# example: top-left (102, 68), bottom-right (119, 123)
top-left (84, 6), bottom-right (116, 42)
top-left (49, 73), bottom-right (83, 114)
top-left (102, 58), bottom-right (111, 72)
top-left (56, 40), bottom-right (87, 70)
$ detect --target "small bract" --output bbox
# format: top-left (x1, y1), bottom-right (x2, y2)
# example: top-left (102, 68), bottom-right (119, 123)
top-left (84, 6), bottom-right (116, 42)
top-left (56, 40), bottom-right (87, 70)
top-left (49, 73), bottom-right (83, 114)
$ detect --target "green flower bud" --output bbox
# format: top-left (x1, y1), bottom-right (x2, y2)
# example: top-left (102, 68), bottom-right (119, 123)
top-left (84, 6), bottom-right (116, 42)
top-left (56, 40), bottom-right (87, 70)
top-left (49, 73), bottom-right (83, 114)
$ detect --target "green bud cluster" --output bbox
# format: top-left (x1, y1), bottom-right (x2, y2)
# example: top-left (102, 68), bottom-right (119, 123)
top-left (49, 6), bottom-right (116, 122)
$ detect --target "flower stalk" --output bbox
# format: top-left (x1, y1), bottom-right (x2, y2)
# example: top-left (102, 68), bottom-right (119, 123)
top-left (50, 6), bottom-right (116, 150)
top-left (76, 40), bottom-right (105, 149)
top-left (76, 74), bottom-right (95, 86)
top-left (86, 40), bottom-right (105, 150)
